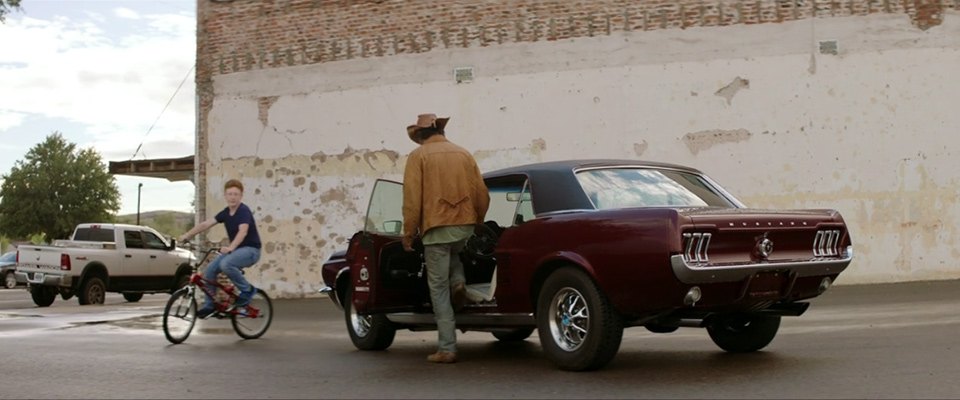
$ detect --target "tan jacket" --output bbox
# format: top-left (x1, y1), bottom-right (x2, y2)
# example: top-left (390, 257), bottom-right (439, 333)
top-left (402, 136), bottom-right (489, 238)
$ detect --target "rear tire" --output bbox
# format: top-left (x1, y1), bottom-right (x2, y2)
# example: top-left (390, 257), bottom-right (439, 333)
top-left (30, 286), bottom-right (57, 307)
top-left (231, 289), bottom-right (273, 340)
top-left (122, 292), bottom-right (144, 303)
top-left (536, 267), bottom-right (623, 371)
top-left (78, 276), bottom-right (106, 305)
top-left (4, 271), bottom-right (16, 289)
top-left (344, 285), bottom-right (396, 350)
top-left (163, 288), bottom-right (197, 344)
top-left (492, 328), bottom-right (535, 342)
top-left (707, 314), bottom-right (781, 353)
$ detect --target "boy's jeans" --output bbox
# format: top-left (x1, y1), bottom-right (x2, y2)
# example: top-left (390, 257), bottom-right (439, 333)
top-left (202, 246), bottom-right (261, 309)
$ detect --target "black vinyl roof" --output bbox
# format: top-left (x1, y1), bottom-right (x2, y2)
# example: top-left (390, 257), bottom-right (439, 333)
top-left (482, 159), bottom-right (705, 215)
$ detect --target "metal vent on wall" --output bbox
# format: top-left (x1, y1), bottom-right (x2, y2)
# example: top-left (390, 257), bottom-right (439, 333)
top-left (454, 67), bottom-right (474, 83)
top-left (819, 40), bottom-right (839, 55)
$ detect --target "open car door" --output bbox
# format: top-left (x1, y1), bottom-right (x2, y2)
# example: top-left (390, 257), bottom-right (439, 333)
top-left (350, 179), bottom-right (429, 314)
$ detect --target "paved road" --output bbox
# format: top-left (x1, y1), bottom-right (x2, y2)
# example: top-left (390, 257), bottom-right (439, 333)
top-left (1, 280), bottom-right (958, 399)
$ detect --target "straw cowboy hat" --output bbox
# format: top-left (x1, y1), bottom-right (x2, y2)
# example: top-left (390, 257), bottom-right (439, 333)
top-left (406, 113), bottom-right (449, 142)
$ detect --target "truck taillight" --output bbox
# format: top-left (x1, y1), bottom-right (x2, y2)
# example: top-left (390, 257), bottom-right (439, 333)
top-left (15, 251), bottom-right (19, 263)
top-left (61, 254), bottom-right (71, 271)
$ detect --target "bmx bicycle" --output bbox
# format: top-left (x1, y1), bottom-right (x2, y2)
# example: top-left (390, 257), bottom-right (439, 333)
top-left (162, 245), bottom-right (273, 344)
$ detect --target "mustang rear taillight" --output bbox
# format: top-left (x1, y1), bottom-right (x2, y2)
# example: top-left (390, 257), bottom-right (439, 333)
top-left (60, 254), bottom-right (72, 271)
top-left (813, 230), bottom-right (841, 257)
top-left (682, 232), bottom-right (712, 264)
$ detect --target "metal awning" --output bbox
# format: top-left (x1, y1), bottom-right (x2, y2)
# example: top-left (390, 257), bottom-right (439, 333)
top-left (108, 155), bottom-right (195, 182)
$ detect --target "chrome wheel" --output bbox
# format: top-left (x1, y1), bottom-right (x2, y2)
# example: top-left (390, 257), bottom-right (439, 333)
top-left (548, 287), bottom-right (590, 352)
top-left (350, 304), bottom-right (373, 338)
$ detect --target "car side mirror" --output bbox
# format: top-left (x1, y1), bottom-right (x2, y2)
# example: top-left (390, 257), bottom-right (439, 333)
top-left (168, 238), bottom-right (177, 250)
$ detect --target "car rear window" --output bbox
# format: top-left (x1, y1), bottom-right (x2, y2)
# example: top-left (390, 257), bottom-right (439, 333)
top-left (73, 228), bottom-right (116, 242)
top-left (575, 168), bottom-right (736, 209)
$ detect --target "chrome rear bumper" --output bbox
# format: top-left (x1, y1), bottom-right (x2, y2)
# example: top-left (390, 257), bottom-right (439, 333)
top-left (670, 246), bottom-right (853, 284)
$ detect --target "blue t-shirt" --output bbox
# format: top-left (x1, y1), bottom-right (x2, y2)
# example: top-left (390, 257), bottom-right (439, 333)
top-left (215, 203), bottom-right (262, 249)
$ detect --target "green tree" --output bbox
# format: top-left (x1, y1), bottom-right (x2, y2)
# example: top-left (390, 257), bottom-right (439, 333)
top-left (0, 0), bottom-right (22, 22)
top-left (0, 133), bottom-right (121, 240)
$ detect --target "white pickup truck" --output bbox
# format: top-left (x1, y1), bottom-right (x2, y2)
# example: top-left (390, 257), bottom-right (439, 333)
top-left (15, 223), bottom-right (196, 307)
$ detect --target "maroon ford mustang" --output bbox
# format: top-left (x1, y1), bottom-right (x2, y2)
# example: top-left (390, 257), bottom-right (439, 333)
top-left (320, 159), bottom-right (853, 371)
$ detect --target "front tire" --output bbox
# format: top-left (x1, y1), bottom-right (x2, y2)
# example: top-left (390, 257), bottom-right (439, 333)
top-left (344, 285), bottom-right (396, 350)
top-left (536, 267), bottom-right (623, 371)
top-left (78, 276), bottom-right (106, 305)
top-left (123, 293), bottom-right (144, 303)
top-left (707, 314), bottom-right (781, 353)
top-left (163, 288), bottom-right (197, 344)
top-left (31, 286), bottom-right (57, 307)
top-left (232, 289), bottom-right (273, 340)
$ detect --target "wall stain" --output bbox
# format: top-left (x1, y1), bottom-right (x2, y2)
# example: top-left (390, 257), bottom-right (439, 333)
top-left (715, 76), bottom-right (749, 105)
top-left (633, 140), bottom-right (648, 156)
top-left (682, 129), bottom-right (752, 155)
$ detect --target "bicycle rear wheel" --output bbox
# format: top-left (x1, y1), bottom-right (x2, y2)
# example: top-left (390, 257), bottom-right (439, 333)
top-left (231, 289), bottom-right (273, 339)
top-left (163, 288), bottom-right (197, 344)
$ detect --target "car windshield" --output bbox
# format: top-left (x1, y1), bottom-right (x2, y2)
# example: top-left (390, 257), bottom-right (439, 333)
top-left (0, 251), bottom-right (14, 262)
top-left (575, 167), bottom-right (736, 209)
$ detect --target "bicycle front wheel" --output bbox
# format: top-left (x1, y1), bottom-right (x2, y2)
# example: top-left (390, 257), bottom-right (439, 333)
top-left (232, 289), bottom-right (273, 340)
top-left (163, 288), bottom-right (197, 344)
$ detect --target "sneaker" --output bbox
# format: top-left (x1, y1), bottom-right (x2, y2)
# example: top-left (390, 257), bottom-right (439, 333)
top-left (236, 288), bottom-right (256, 307)
top-left (426, 351), bottom-right (457, 364)
top-left (451, 282), bottom-right (466, 312)
top-left (196, 305), bottom-right (215, 319)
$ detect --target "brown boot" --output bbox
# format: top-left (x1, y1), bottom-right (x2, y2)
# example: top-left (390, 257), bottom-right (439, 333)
top-left (451, 282), bottom-right (466, 312)
top-left (427, 351), bottom-right (457, 363)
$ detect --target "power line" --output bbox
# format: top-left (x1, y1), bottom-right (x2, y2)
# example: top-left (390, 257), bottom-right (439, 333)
top-left (130, 63), bottom-right (195, 160)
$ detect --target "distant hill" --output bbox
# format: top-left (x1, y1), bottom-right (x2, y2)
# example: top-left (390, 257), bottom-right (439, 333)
top-left (115, 210), bottom-right (195, 237)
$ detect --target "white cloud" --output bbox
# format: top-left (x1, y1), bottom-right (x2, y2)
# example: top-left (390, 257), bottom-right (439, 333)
top-left (113, 7), bottom-right (141, 20)
top-left (0, 11), bottom-right (196, 160)
top-left (0, 111), bottom-right (26, 131)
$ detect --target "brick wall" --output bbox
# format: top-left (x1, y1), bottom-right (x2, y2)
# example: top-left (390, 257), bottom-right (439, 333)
top-left (197, 0), bottom-right (955, 78)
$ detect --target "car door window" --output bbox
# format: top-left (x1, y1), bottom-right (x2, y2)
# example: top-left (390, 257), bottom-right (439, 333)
top-left (123, 230), bottom-right (145, 249)
top-left (142, 231), bottom-right (167, 250)
top-left (365, 179), bottom-right (404, 236)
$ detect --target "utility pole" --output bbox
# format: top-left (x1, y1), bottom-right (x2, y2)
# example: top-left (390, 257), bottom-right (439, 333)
top-left (137, 183), bottom-right (143, 225)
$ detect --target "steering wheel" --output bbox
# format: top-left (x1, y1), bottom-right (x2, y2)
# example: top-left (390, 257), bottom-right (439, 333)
top-left (463, 222), bottom-right (500, 262)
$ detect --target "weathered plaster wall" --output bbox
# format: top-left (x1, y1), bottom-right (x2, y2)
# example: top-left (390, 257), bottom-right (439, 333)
top-left (200, 6), bottom-right (960, 296)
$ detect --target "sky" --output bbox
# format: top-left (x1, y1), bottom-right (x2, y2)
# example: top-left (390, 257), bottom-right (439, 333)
top-left (0, 0), bottom-right (196, 215)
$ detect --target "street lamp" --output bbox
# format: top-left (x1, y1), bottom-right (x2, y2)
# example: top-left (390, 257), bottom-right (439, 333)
top-left (137, 183), bottom-right (143, 225)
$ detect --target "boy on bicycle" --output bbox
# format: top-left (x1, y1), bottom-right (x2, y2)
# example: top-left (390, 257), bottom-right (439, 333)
top-left (179, 179), bottom-right (262, 318)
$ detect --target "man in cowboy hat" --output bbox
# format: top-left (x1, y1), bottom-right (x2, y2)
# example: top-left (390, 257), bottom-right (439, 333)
top-left (402, 113), bottom-right (490, 364)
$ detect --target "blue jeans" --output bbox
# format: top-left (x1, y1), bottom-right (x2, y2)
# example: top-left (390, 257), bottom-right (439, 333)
top-left (424, 239), bottom-right (467, 353)
top-left (202, 246), bottom-right (260, 309)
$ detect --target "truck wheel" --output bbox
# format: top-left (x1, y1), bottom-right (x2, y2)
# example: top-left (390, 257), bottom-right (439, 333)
top-left (172, 273), bottom-right (190, 293)
top-left (78, 277), bottom-right (107, 305)
top-left (492, 328), bottom-right (535, 342)
top-left (344, 285), bottom-right (396, 350)
top-left (4, 271), bottom-right (16, 289)
top-left (536, 267), bottom-right (623, 371)
top-left (707, 314), bottom-right (781, 353)
top-left (123, 293), bottom-right (144, 302)
top-left (31, 286), bottom-right (57, 307)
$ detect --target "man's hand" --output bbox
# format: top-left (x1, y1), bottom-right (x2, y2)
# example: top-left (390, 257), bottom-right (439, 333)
top-left (220, 246), bottom-right (235, 254)
top-left (402, 235), bottom-right (415, 252)
top-left (178, 235), bottom-right (189, 243)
